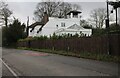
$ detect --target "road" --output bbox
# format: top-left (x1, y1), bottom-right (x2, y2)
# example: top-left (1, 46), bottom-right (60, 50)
top-left (2, 48), bottom-right (118, 76)
top-left (2, 63), bottom-right (14, 76)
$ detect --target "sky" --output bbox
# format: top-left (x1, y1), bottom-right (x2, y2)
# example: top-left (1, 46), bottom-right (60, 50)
top-left (3, 0), bottom-right (118, 25)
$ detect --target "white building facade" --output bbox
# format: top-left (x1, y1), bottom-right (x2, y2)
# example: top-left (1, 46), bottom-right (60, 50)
top-left (29, 11), bottom-right (92, 37)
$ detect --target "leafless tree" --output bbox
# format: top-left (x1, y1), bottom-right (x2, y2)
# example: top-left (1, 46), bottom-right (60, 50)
top-left (0, 1), bottom-right (12, 27)
top-left (34, 1), bottom-right (81, 21)
top-left (34, 2), bottom-right (62, 21)
top-left (89, 8), bottom-right (107, 29)
top-left (57, 2), bottom-right (72, 18)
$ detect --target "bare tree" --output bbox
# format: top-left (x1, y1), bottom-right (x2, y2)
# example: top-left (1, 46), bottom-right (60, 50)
top-left (34, 2), bottom-right (62, 21)
top-left (0, 1), bottom-right (12, 27)
top-left (89, 8), bottom-right (107, 29)
top-left (80, 19), bottom-right (92, 29)
top-left (57, 2), bottom-right (72, 18)
top-left (57, 3), bottom-right (81, 18)
top-left (34, 1), bottom-right (81, 21)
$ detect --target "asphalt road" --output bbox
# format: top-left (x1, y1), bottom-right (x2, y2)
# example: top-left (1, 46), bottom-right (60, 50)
top-left (2, 48), bottom-right (118, 76)
top-left (2, 63), bottom-right (13, 76)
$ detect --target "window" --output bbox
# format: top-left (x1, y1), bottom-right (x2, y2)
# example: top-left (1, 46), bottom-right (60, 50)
top-left (61, 22), bottom-right (65, 27)
top-left (56, 25), bottom-right (58, 28)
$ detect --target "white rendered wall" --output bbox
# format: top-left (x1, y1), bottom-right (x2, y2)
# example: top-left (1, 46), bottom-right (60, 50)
top-left (55, 29), bottom-right (92, 36)
top-left (29, 17), bottom-right (92, 37)
top-left (29, 26), bottom-right (41, 37)
top-left (38, 17), bottom-right (81, 37)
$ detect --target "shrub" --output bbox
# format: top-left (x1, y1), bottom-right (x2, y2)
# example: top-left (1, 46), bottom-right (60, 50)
top-left (2, 19), bottom-right (27, 47)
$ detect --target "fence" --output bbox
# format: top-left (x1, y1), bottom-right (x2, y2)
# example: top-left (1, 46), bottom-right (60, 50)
top-left (18, 34), bottom-right (120, 55)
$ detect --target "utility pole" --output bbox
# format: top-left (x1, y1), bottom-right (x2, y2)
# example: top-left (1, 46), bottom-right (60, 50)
top-left (106, 0), bottom-right (110, 55)
top-left (116, 8), bottom-right (117, 26)
top-left (26, 16), bottom-right (29, 36)
top-left (107, 0), bottom-right (120, 55)
top-left (108, 1), bottom-right (120, 26)
top-left (106, 0), bottom-right (109, 28)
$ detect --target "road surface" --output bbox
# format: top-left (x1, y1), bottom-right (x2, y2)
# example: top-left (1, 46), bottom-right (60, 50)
top-left (2, 48), bottom-right (118, 76)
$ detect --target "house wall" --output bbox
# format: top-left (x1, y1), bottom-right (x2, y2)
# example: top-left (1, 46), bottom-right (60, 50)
top-left (37, 17), bottom-right (81, 37)
top-left (55, 29), bottom-right (92, 36)
top-left (29, 26), bottom-right (42, 37)
top-left (29, 17), bottom-right (92, 37)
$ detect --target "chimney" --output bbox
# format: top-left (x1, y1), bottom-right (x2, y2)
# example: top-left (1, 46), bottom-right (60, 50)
top-left (36, 12), bottom-right (49, 33)
top-left (70, 13), bottom-right (73, 18)
top-left (42, 12), bottom-right (49, 25)
top-left (26, 16), bottom-right (29, 36)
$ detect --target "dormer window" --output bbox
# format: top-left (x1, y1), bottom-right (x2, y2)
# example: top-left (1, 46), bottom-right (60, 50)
top-left (61, 22), bottom-right (65, 27)
top-left (73, 15), bottom-right (78, 18)
top-left (56, 25), bottom-right (58, 27)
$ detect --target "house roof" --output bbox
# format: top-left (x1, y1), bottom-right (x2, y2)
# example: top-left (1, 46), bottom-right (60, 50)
top-left (29, 22), bottom-right (44, 28)
top-left (55, 24), bottom-right (86, 34)
top-left (67, 10), bottom-right (82, 15)
top-left (28, 12), bottom-right (49, 33)
top-left (67, 24), bottom-right (84, 30)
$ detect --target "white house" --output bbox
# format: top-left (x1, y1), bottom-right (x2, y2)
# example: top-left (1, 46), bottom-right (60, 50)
top-left (54, 24), bottom-right (92, 36)
top-left (28, 10), bottom-right (92, 37)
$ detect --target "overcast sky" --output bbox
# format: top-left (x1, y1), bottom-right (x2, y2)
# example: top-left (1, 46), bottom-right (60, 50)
top-left (5, 0), bottom-right (117, 25)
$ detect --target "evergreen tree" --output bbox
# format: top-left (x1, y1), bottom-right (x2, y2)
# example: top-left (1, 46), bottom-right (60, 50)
top-left (2, 19), bottom-right (27, 47)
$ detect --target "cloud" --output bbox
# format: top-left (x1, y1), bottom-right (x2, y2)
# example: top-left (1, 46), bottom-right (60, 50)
top-left (7, 2), bottom-right (37, 24)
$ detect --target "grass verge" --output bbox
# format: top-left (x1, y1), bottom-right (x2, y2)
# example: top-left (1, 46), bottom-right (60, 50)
top-left (18, 47), bottom-right (120, 63)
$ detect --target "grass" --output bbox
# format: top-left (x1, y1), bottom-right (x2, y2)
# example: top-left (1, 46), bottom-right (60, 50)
top-left (18, 47), bottom-right (120, 63)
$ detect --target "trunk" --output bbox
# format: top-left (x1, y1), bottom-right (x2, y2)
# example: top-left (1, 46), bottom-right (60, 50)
top-left (5, 17), bottom-right (8, 27)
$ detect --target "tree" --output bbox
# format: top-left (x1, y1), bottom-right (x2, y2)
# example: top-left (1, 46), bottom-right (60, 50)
top-left (2, 19), bottom-right (27, 47)
top-left (57, 2), bottom-right (72, 18)
top-left (34, 2), bottom-right (61, 21)
top-left (34, 1), bottom-right (81, 21)
top-left (109, 23), bottom-right (120, 34)
top-left (89, 8), bottom-right (107, 29)
top-left (80, 19), bottom-right (92, 29)
top-left (0, 1), bottom-right (12, 27)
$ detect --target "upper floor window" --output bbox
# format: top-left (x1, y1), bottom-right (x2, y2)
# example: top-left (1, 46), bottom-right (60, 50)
top-left (61, 22), bottom-right (65, 27)
top-left (56, 25), bottom-right (58, 29)
top-left (56, 25), bottom-right (58, 27)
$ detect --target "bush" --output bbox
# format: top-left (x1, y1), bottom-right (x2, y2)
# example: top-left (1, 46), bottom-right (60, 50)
top-left (92, 23), bottom-right (120, 36)
top-left (109, 24), bottom-right (120, 34)
top-left (2, 19), bottom-right (27, 47)
top-left (18, 32), bottom-right (89, 42)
